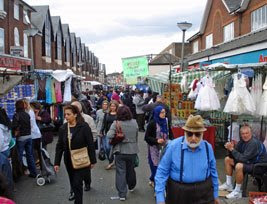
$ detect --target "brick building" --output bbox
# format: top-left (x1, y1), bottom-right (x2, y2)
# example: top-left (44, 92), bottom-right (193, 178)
top-left (187, 0), bottom-right (267, 68)
top-left (0, 0), bottom-right (35, 71)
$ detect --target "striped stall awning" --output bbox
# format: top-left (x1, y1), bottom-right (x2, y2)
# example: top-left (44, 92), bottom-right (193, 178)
top-left (147, 70), bottom-right (231, 94)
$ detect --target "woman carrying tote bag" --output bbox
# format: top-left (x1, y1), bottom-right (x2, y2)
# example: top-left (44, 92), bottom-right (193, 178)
top-left (107, 105), bottom-right (139, 201)
top-left (54, 105), bottom-right (96, 204)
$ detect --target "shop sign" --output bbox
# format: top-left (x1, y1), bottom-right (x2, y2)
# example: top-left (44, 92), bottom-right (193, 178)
top-left (0, 56), bottom-right (31, 70)
top-left (122, 56), bottom-right (149, 78)
top-left (259, 54), bottom-right (267, 62)
top-left (10, 46), bottom-right (24, 57)
top-left (201, 49), bottom-right (267, 66)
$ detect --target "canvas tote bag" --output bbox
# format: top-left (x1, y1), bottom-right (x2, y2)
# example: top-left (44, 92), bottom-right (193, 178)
top-left (68, 123), bottom-right (90, 169)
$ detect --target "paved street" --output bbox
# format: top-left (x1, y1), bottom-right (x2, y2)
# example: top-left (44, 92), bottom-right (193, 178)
top-left (13, 132), bottom-right (252, 204)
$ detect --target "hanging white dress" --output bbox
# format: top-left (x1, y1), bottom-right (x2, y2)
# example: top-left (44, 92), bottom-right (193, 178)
top-left (224, 74), bottom-right (256, 115)
top-left (194, 76), bottom-right (220, 111)
top-left (188, 79), bottom-right (198, 100)
top-left (258, 76), bottom-right (267, 116)
top-left (63, 76), bottom-right (72, 103)
top-left (180, 75), bottom-right (188, 93)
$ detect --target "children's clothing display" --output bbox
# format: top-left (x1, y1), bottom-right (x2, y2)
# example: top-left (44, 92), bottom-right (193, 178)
top-left (45, 77), bottom-right (53, 104)
top-left (194, 75), bottom-right (220, 111)
top-left (258, 76), bottom-right (267, 116)
top-left (224, 74), bottom-right (256, 115)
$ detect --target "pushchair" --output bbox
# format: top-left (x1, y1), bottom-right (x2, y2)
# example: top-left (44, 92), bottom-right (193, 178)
top-left (36, 143), bottom-right (56, 186)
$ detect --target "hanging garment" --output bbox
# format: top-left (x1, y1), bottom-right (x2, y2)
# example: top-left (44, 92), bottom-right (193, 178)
top-left (34, 79), bottom-right (39, 100)
top-left (188, 79), bottom-right (199, 100)
top-left (37, 78), bottom-right (46, 101)
top-left (180, 75), bottom-right (188, 93)
top-left (51, 79), bottom-right (56, 104)
top-left (63, 77), bottom-right (72, 103)
top-left (45, 77), bottom-right (53, 104)
top-left (224, 74), bottom-right (256, 115)
top-left (251, 73), bottom-right (263, 116)
top-left (194, 76), bottom-right (220, 111)
top-left (258, 76), bottom-right (267, 117)
top-left (55, 81), bottom-right (63, 103)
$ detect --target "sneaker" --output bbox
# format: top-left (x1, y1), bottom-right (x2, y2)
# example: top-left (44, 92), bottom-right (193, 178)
top-left (219, 182), bottom-right (233, 191)
top-left (226, 190), bottom-right (242, 199)
top-left (119, 197), bottom-right (126, 201)
top-left (129, 187), bottom-right (135, 192)
top-left (68, 192), bottom-right (75, 201)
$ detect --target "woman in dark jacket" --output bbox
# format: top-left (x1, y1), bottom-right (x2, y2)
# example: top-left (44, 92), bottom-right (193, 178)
top-left (54, 105), bottom-right (96, 204)
top-left (101, 100), bottom-right (119, 170)
top-left (31, 102), bottom-right (53, 149)
top-left (12, 100), bottom-right (37, 178)
top-left (144, 106), bottom-right (173, 188)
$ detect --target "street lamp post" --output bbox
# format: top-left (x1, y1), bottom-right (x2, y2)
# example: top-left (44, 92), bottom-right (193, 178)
top-left (24, 27), bottom-right (39, 71)
top-left (177, 21), bottom-right (192, 72)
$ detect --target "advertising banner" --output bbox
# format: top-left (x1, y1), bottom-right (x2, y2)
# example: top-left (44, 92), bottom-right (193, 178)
top-left (122, 56), bottom-right (148, 84)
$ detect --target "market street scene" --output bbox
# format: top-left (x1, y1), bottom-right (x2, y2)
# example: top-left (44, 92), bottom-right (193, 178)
top-left (1, 0), bottom-right (267, 204)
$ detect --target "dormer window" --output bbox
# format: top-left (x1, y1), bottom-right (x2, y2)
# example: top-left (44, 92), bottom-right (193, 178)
top-left (14, 2), bottom-right (19, 20)
top-left (57, 32), bottom-right (62, 60)
top-left (65, 37), bottom-right (70, 62)
top-left (44, 15), bottom-right (51, 57)
top-left (0, 0), bottom-right (4, 11)
top-left (23, 10), bottom-right (30, 24)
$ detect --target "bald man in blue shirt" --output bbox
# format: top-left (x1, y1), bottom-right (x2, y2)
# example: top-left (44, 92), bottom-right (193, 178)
top-left (155, 115), bottom-right (219, 204)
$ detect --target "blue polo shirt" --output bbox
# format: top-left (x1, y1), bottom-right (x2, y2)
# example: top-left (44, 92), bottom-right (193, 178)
top-left (155, 136), bottom-right (219, 203)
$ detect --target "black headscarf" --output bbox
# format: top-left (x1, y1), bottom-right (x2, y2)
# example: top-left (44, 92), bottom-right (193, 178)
top-left (0, 108), bottom-right (11, 129)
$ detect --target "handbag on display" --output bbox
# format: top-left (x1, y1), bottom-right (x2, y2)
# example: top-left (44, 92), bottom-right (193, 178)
top-left (38, 122), bottom-right (55, 132)
top-left (109, 121), bottom-right (125, 146)
top-left (67, 123), bottom-right (91, 169)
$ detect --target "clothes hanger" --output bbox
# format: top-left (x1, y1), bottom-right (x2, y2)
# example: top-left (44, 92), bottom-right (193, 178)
top-left (237, 69), bottom-right (242, 80)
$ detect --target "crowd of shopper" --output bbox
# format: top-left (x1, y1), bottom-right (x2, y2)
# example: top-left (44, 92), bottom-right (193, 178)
top-left (1, 87), bottom-right (267, 204)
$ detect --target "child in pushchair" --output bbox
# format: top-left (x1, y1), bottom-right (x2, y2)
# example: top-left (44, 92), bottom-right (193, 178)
top-left (36, 142), bottom-right (56, 186)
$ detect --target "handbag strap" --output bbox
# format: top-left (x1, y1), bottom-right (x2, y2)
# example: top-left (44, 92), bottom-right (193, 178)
top-left (116, 121), bottom-right (122, 133)
top-left (67, 123), bottom-right (72, 151)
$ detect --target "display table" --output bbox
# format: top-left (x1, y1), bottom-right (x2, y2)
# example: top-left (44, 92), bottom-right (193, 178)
top-left (171, 126), bottom-right (216, 150)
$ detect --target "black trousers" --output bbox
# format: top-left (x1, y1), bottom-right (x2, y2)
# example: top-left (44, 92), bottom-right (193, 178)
top-left (32, 138), bottom-right (42, 170)
top-left (136, 114), bottom-right (145, 130)
top-left (115, 154), bottom-right (137, 198)
top-left (166, 177), bottom-right (214, 204)
top-left (65, 158), bottom-right (88, 204)
top-left (83, 169), bottom-right (91, 186)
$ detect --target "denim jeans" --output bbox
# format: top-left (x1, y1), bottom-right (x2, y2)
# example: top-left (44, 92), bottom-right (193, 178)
top-left (148, 150), bottom-right (157, 182)
top-left (17, 138), bottom-right (37, 176)
top-left (102, 135), bottom-right (114, 164)
top-left (1, 149), bottom-right (10, 158)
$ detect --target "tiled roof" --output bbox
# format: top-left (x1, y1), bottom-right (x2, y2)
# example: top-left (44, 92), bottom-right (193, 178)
top-left (31, 6), bottom-right (49, 32)
top-left (62, 24), bottom-right (70, 39)
top-left (51, 16), bottom-right (61, 40)
top-left (149, 53), bottom-right (180, 65)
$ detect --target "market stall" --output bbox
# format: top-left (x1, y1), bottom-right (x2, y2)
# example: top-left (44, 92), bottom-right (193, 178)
top-left (147, 62), bottom-right (267, 149)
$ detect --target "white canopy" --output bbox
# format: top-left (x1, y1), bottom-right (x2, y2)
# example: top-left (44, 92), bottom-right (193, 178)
top-left (51, 69), bottom-right (75, 82)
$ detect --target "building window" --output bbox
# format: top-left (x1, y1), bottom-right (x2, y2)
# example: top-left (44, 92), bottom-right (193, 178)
top-left (57, 32), bottom-right (62, 60)
top-left (14, 27), bottom-right (20, 46)
top-left (45, 15), bottom-right (51, 57)
top-left (14, 2), bottom-right (19, 20)
top-left (0, 0), bottom-right (4, 11)
top-left (251, 5), bottom-right (267, 31)
top-left (193, 41), bottom-right (199, 53)
top-left (0, 28), bottom-right (4, 54)
top-left (205, 34), bottom-right (213, 49)
top-left (65, 37), bottom-right (70, 62)
top-left (224, 22), bottom-right (234, 42)
top-left (23, 33), bottom-right (28, 57)
top-left (23, 10), bottom-right (30, 24)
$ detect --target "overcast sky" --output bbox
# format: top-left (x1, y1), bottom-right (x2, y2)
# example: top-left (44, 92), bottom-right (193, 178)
top-left (25, 0), bottom-right (207, 73)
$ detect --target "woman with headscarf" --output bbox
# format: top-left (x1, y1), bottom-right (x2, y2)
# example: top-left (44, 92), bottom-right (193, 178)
top-left (144, 105), bottom-right (173, 188)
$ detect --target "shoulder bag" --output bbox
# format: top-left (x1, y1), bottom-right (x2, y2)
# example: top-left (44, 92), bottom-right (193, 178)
top-left (67, 123), bottom-right (91, 169)
top-left (109, 121), bottom-right (125, 146)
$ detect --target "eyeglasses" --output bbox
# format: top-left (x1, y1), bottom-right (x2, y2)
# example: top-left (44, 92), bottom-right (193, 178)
top-left (186, 131), bottom-right (202, 138)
